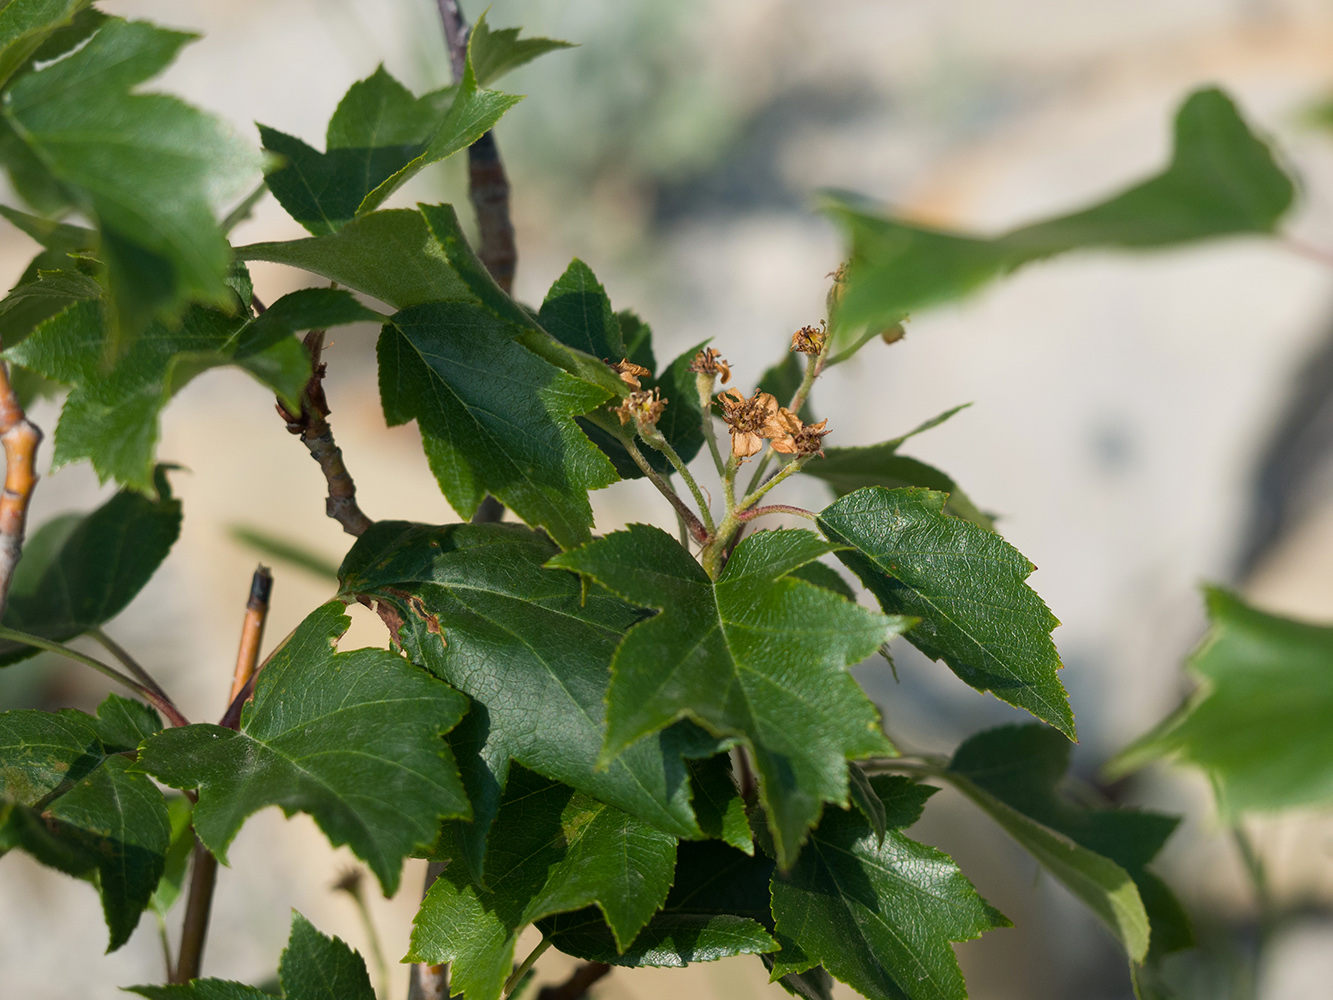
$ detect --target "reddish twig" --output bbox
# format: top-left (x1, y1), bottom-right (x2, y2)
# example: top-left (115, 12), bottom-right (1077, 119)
top-left (0, 363), bottom-right (41, 618)
top-left (736, 504), bottom-right (816, 522)
top-left (535, 962), bottom-right (612, 1000)
top-left (275, 329), bottom-right (374, 537)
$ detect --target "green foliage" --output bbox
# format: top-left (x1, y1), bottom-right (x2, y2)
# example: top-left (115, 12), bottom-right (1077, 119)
top-left (818, 487), bottom-right (1074, 737)
top-left (468, 14), bottom-right (575, 87)
top-left (1112, 589), bottom-right (1333, 815)
top-left (136, 602), bottom-right (470, 893)
top-left (0, 694), bottom-right (168, 949)
top-left (5, 286), bottom-right (378, 490)
top-left (947, 725), bottom-right (1190, 963)
top-left (3, 17), bottom-right (261, 351)
top-left (550, 525), bottom-right (907, 867)
top-left (128, 911), bottom-right (376, 1000)
top-left (0, 471), bottom-right (181, 664)
top-left (770, 777), bottom-right (1009, 1000)
top-left (337, 520), bottom-right (726, 876)
top-left (409, 766), bottom-right (677, 1000)
top-left (827, 87), bottom-right (1295, 349)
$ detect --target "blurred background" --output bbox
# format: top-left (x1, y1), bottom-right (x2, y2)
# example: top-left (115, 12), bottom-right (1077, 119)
top-left (4, 0), bottom-right (1333, 997)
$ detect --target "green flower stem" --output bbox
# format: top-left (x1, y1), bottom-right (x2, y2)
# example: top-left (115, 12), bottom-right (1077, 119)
top-left (90, 626), bottom-right (175, 706)
top-left (737, 455), bottom-right (809, 511)
top-left (696, 372), bottom-right (728, 479)
top-left (0, 625), bottom-right (189, 727)
top-left (617, 432), bottom-right (710, 542)
top-left (638, 423), bottom-right (716, 535)
top-left (736, 504), bottom-right (816, 522)
top-left (502, 936), bottom-right (551, 1000)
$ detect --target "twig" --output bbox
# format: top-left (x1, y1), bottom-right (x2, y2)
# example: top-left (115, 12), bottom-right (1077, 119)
top-left (276, 329), bottom-right (374, 537)
top-left (228, 565), bottom-right (273, 704)
top-left (91, 627), bottom-right (178, 709)
top-left (0, 362), bottom-right (41, 619)
top-left (535, 962), bottom-right (612, 1000)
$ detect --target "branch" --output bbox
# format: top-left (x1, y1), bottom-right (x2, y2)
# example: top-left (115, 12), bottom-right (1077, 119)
top-left (534, 962), bottom-right (612, 1000)
top-left (275, 328), bottom-right (374, 537)
top-left (228, 565), bottom-right (273, 704)
top-left (0, 363), bottom-right (41, 619)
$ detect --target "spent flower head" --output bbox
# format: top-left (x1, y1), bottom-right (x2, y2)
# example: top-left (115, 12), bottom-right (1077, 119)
top-left (613, 388), bottom-right (666, 428)
top-left (771, 414), bottom-right (831, 458)
top-left (688, 347), bottom-right (731, 384)
top-left (610, 358), bottom-right (652, 389)
top-left (718, 387), bottom-right (786, 459)
top-left (791, 321), bottom-right (827, 355)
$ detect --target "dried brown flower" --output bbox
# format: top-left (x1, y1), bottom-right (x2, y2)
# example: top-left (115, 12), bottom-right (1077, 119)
top-left (610, 358), bottom-right (652, 389)
top-left (790, 321), bottom-right (827, 355)
top-left (771, 416), bottom-right (830, 458)
top-left (881, 322), bottom-right (906, 345)
top-left (717, 387), bottom-right (785, 459)
top-left (687, 347), bottom-right (731, 384)
top-left (613, 388), bottom-right (666, 427)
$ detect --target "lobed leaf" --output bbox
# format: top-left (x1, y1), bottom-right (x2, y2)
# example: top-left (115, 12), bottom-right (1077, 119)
top-left (947, 724), bottom-right (1189, 961)
top-left (549, 525), bottom-right (906, 867)
top-left (409, 766), bottom-right (677, 1000)
top-left (135, 602), bottom-right (470, 894)
top-left (769, 775), bottom-right (1009, 1000)
top-left (468, 13), bottom-right (575, 87)
top-left (0, 471), bottom-right (181, 664)
top-left (337, 520), bottom-right (727, 878)
top-left (0, 694), bottom-right (169, 950)
top-left (818, 487), bottom-right (1074, 737)
top-left (1110, 588), bottom-right (1333, 815)
top-left (827, 88), bottom-right (1295, 349)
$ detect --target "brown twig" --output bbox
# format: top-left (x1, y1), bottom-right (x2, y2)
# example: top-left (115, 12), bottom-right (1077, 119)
top-left (535, 962), bottom-right (612, 1000)
top-left (276, 329), bottom-right (374, 537)
top-left (174, 568), bottom-right (274, 983)
top-left (0, 363), bottom-right (41, 619)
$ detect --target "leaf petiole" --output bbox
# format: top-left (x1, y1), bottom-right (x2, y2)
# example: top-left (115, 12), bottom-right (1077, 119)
top-left (502, 936), bottom-right (552, 999)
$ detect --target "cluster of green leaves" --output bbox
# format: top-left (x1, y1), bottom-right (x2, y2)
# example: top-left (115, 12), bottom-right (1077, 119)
top-left (0, 4), bottom-right (1312, 999)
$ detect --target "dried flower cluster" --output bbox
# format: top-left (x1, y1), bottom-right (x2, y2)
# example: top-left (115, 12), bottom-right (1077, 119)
top-left (613, 388), bottom-right (666, 428)
top-left (610, 358), bottom-right (651, 389)
top-left (687, 347), bottom-right (731, 384)
top-left (717, 388), bottom-right (829, 459)
top-left (790, 321), bottom-right (827, 355)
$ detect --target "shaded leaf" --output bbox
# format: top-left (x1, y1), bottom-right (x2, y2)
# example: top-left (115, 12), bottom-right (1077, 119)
top-left (1111, 588), bottom-right (1333, 815)
top-left (135, 602), bottom-right (470, 894)
top-left (4, 17), bottom-right (262, 348)
top-left (828, 88), bottom-right (1295, 347)
top-left (0, 0), bottom-right (90, 90)
top-left (549, 525), bottom-right (904, 866)
top-left (0, 694), bottom-right (169, 949)
top-left (379, 300), bottom-right (616, 546)
top-left (948, 724), bottom-right (1189, 960)
top-left (149, 794), bottom-right (193, 918)
top-left (538, 259), bottom-right (625, 360)
top-left (469, 13), bottom-right (574, 87)
top-left (770, 776), bottom-right (1008, 1000)
top-left (0, 471), bottom-right (180, 664)
top-left (0, 266), bottom-right (100, 353)
top-left (688, 754), bottom-right (753, 853)
top-left (409, 766), bottom-right (676, 1000)
top-left (6, 288), bottom-right (378, 490)
top-left (541, 840), bottom-right (777, 967)
top-left (337, 520), bottom-right (726, 878)
top-left (818, 488), bottom-right (1074, 737)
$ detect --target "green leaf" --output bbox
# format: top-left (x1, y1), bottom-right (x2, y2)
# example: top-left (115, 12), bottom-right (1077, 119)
top-left (468, 13), bottom-right (575, 88)
top-left (827, 87), bottom-right (1295, 345)
top-left (0, 266), bottom-right (100, 352)
top-left (538, 259), bottom-right (625, 361)
top-left (0, 204), bottom-right (95, 254)
top-left (7, 288), bottom-right (378, 490)
top-left (338, 520), bottom-right (727, 878)
top-left (540, 840), bottom-right (777, 967)
top-left (128, 910), bottom-right (375, 1000)
top-left (0, 473), bottom-right (181, 664)
top-left (688, 754), bottom-right (753, 853)
top-left (259, 66), bottom-right (458, 235)
top-left (411, 767), bottom-right (676, 1000)
top-left (0, 0), bottom-right (90, 90)
top-left (149, 794), bottom-right (194, 918)
top-left (769, 776), bottom-right (1007, 1000)
top-left (0, 694), bottom-right (169, 950)
top-left (229, 525), bottom-right (339, 581)
top-left (380, 300), bottom-right (616, 546)
top-left (549, 525), bottom-right (905, 867)
top-left (1111, 588), bottom-right (1333, 815)
top-left (135, 602), bottom-right (470, 894)
top-left (4, 17), bottom-right (262, 349)
top-left (948, 725), bottom-right (1189, 960)
top-left (818, 487), bottom-right (1074, 737)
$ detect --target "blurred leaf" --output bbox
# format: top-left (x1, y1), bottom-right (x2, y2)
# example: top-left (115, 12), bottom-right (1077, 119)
top-left (769, 776), bottom-right (1008, 1000)
top-left (0, 472), bottom-right (180, 664)
top-left (0, 694), bottom-right (169, 950)
top-left (338, 520), bottom-right (726, 878)
top-left (0, 267), bottom-right (100, 352)
top-left (379, 299), bottom-right (616, 547)
top-left (7, 288), bottom-right (377, 490)
top-left (135, 602), bottom-right (470, 894)
top-left (228, 525), bottom-right (339, 580)
top-left (818, 487), bottom-right (1074, 737)
top-left (827, 88), bottom-right (1295, 348)
top-left (0, 204), bottom-right (95, 254)
top-left (1111, 588), bottom-right (1333, 815)
top-left (541, 840), bottom-right (777, 967)
top-left (550, 526), bottom-right (904, 867)
top-left (410, 766), bottom-right (676, 1000)
top-left (469, 13), bottom-right (575, 87)
top-left (4, 17), bottom-right (262, 350)
top-left (0, 0), bottom-right (91, 89)
top-left (950, 724), bottom-right (1189, 960)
